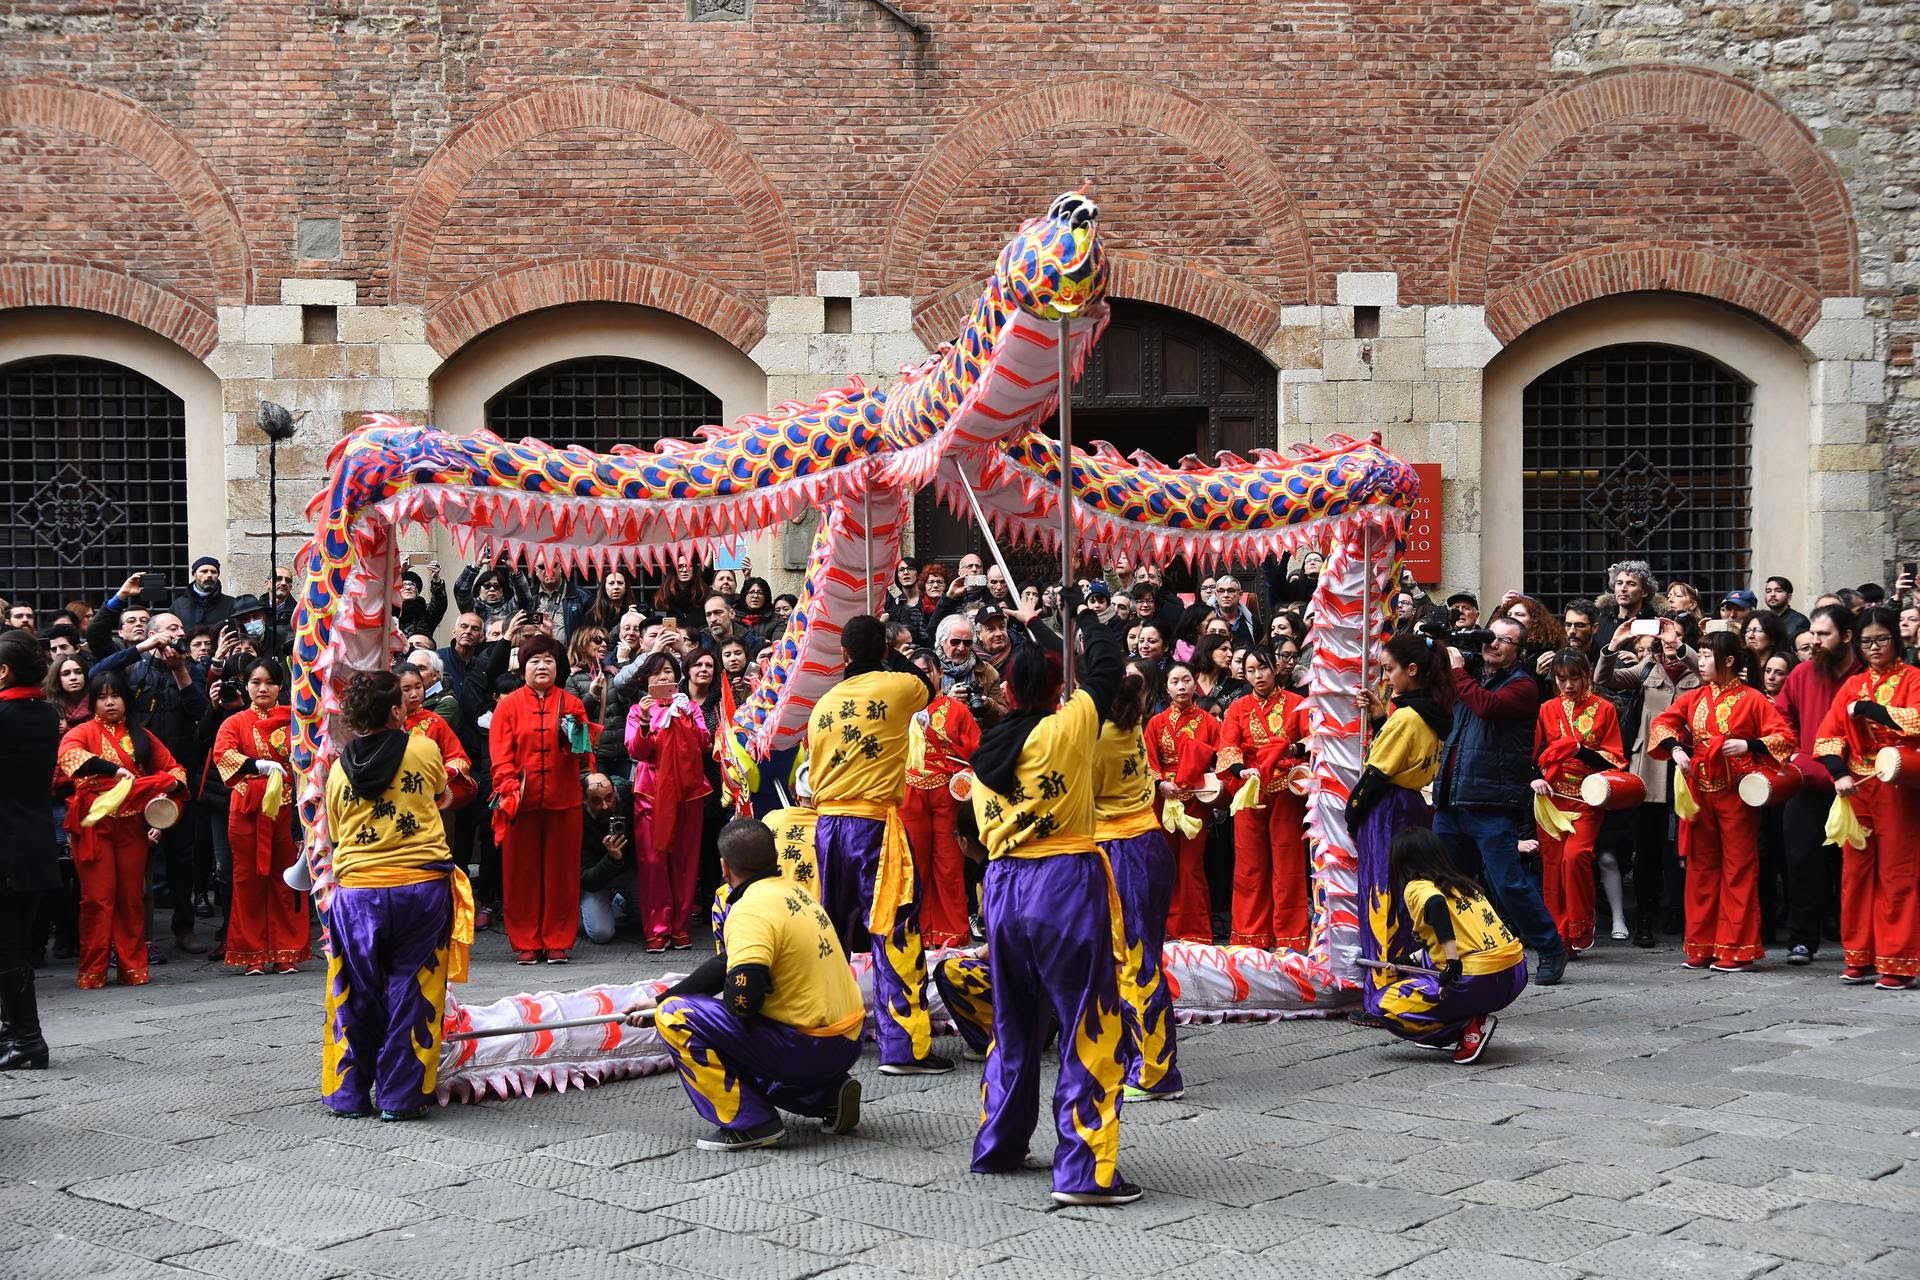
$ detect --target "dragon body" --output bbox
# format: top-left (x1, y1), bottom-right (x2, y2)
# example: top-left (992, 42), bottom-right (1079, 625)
top-left (291, 195), bottom-right (1418, 1094)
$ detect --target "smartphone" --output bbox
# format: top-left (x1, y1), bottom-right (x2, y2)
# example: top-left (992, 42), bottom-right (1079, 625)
top-left (1905, 561), bottom-right (1917, 581)
top-left (1703, 619), bottom-right (1734, 635)
top-left (1630, 618), bottom-right (1661, 638)
top-left (406, 551), bottom-right (433, 567)
top-left (967, 574), bottom-right (988, 589)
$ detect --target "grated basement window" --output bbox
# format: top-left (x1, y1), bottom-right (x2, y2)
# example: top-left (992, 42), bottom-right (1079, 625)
top-left (1523, 343), bottom-right (1753, 609)
top-left (0, 356), bottom-right (188, 604)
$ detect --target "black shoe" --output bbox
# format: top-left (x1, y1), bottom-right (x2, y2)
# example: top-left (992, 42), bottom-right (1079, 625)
top-left (823, 1077), bottom-right (861, 1135)
top-left (1632, 925), bottom-right (1655, 949)
top-left (696, 1118), bottom-right (787, 1151)
top-left (1786, 944), bottom-right (1813, 966)
top-left (0, 1037), bottom-right (48, 1070)
top-left (1050, 1179), bottom-right (1144, 1206)
top-left (878, 1053), bottom-right (955, 1076)
top-left (1533, 949), bottom-right (1568, 987)
top-left (174, 933), bottom-right (209, 956)
top-left (329, 1106), bottom-right (373, 1119)
top-left (378, 1105), bottom-right (431, 1122)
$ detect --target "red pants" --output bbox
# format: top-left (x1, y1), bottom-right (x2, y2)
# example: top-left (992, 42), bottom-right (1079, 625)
top-left (1539, 803), bottom-right (1602, 951)
top-left (1845, 779), bottom-right (1920, 978)
top-left (226, 808), bottom-right (310, 969)
top-left (1679, 788), bottom-right (1763, 964)
top-left (1230, 792), bottom-right (1308, 950)
top-left (638, 795), bottom-right (704, 945)
top-left (501, 807), bottom-right (583, 953)
top-left (1161, 800), bottom-right (1212, 942)
top-left (73, 818), bottom-right (148, 987)
top-left (903, 783), bottom-right (970, 947)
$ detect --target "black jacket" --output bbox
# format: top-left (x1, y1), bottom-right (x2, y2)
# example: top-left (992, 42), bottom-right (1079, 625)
top-left (170, 587), bottom-right (237, 630)
top-left (0, 694), bottom-right (61, 893)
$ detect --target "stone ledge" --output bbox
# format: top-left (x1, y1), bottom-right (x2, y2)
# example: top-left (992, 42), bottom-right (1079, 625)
top-left (279, 279), bottom-right (358, 307)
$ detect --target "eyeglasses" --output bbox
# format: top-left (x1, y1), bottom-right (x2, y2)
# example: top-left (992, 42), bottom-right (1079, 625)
top-left (1861, 634), bottom-right (1896, 649)
top-left (1485, 635), bottom-right (1518, 648)
top-left (946, 638), bottom-right (973, 647)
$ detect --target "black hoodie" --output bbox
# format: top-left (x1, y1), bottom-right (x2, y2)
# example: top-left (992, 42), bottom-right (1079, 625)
top-left (972, 623), bottom-right (1123, 798)
top-left (340, 728), bottom-right (409, 800)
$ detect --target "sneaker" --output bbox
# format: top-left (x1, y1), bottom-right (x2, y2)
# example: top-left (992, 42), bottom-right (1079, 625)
top-left (822, 1077), bottom-right (861, 1135)
top-left (1122, 1084), bottom-right (1185, 1102)
top-left (1610, 925), bottom-right (1630, 941)
top-left (244, 965), bottom-right (267, 977)
top-left (1709, 960), bottom-right (1753, 974)
top-left (378, 1105), bottom-right (431, 1122)
top-left (473, 906), bottom-right (493, 931)
top-left (545, 952), bottom-right (570, 965)
top-left (1050, 1180), bottom-right (1144, 1207)
top-left (1841, 966), bottom-right (1877, 985)
top-left (146, 944), bottom-right (169, 966)
top-left (1533, 950), bottom-right (1567, 987)
top-left (514, 950), bottom-right (541, 965)
top-left (969, 913), bottom-right (986, 941)
top-left (1410, 1039), bottom-right (1455, 1053)
top-left (1786, 945), bottom-right (1813, 966)
top-left (670, 936), bottom-right (692, 951)
top-left (696, 1119), bottom-right (787, 1152)
top-left (645, 940), bottom-right (667, 954)
top-left (961, 1046), bottom-right (989, 1062)
top-left (277, 964), bottom-right (300, 975)
top-left (1680, 958), bottom-right (1710, 970)
top-left (1874, 974), bottom-right (1915, 991)
top-left (1453, 1014), bottom-right (1497, 1064)
top-left (878, 1053), bottom-right (956, 1076)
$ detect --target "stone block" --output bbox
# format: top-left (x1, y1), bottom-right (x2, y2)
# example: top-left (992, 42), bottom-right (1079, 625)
top-left (1812, 444), bottom-right (1883, 472)
top-left (250, 377), bottom-right (394, 416)
top-left (242, 306), bottom-right (303, 345)
top-left (1811, 401), bottom-right (1869, 445)
top-left (749, 333), bottom-right (810, 376)
top-left (390, 378), bottom-right (431, 411)
top-left (1413, 383), bottom-right (1440, 422)
top-left (815, 270), bottom-right (861, 297)
top-left (1802, 317), bottom-right (1876, 361)
top-left (1317, 306), bottom-right (1356, 340)
top-left (1264, 324), bottom-right (1322, 372)
top-left (1438, 382), bottom-right (1482, 421)
top-left (1271, 1182), bottom-right (1461, 1233)
top-left (853, 295), bottom-right (915, 334)
top-left (278, 278), bottom-right (358, 307)
top-left (1567, 1233), bottom-right (1781, 1280)
top-left (1380, 305), bottom-right (1427, 337)
top-left (1292, 382), bottom-right (1341, 423)
top-left (765, 295), bottom-right (824, 333)
top-left (1338, 380), bottom-right (1414, 423)
top-left (272, 345), bottom-right (379, 379)
top-left (1337, 271), bottom-right (1399, 307)
top-left (1822, 296), bottom-right (1867, 319)
top-left (224, 446), bottom-right (261, 482)
top-left (1414, 1203), bottom-right (1622, 1264)
top-left (216, 306), bottom-right (248, 344)
top-left (1812, 470), bottom-right (1871, 512)
top-left (206, 344), bottom-right (273, 380)
top-left (1280, 305), bottom-right (1320, 328)
top-left (872, 333), bottom-right (932, 373)
top-left (377, 343), bottom-right (443, 380)
top-left (336, 305), bottom-right (427, 345)
top-left (1372, 337), bottom-right (1427, 382)
top-left (809, 332), bottom-right (874, 374)
top-left (1323, 339), bottom-right (1373, 381)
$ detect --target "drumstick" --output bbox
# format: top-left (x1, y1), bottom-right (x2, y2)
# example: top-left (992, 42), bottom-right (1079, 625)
top-left (444, 1012), bottom-right (648, 1042)
top-left (1357, 957), bottom-right (1444, 978)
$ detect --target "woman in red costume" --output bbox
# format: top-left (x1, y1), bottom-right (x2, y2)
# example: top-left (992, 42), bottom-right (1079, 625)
top-left (211, 658), bottom-right (308, 975)
top-left (1813, 606), bottom-right (1920, 989)
top-left (489, 635), bottom-right (596, 965)
top-left (398, 664), bottom-right (473, 819)
top-left (1530, 650), bottom-right (1626, 954)
top-left (1216, 647), bottom-right (1311, 951)
top-left (903, 648), bottom-right (981, 948)
top-left (1648, 631), bottom-right (1795, 972)
top-left (624, 652), bottom-right (712, 952)
top-left (1144, 661), bottom-right (1220, 943)
top-left (54, 671), bottom-right (187, 988)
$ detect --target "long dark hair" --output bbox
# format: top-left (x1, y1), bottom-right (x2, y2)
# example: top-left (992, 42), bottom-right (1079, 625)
top-left (1127, 657), bottom-right (1164, 718)
top-left (0, 630), bottom-right (48, 690)
top-left (1380, 632), bottom-right (1456, 712)
top-left (87, 670), bottom-right (156, 769)
top-left (1109, 669), bottom-right (1148, 732)
top-left (1854, 605), bottom-right (1900, 665)
top-left (583, 570), bottom-right (632, 630)
top-left (1700, 629), bottom-right (1756, 686)
top-left (1389, 827), bottom-right (1483, 904)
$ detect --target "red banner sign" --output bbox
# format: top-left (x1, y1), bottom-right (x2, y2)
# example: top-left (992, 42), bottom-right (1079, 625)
top-left (1403, 463), bottom-right (1443, 584)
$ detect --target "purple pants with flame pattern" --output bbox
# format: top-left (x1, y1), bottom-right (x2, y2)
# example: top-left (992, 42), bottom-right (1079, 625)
top-left (816, 815), bottom-right (930, 1066)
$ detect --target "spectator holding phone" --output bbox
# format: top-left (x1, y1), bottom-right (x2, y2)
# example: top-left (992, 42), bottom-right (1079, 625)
top-left (396, 559), bottom-right (447, 641)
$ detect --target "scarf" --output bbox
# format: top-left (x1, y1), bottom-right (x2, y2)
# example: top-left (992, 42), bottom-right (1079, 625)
top-left (939, 652), bottom-right (975, 687)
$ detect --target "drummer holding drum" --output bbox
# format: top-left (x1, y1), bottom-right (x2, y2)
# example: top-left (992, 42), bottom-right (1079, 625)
top-left (1530, 650), bottom-right (1627, 954)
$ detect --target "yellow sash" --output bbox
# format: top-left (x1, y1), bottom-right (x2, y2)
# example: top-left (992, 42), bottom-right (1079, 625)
top-left (819, 798), bottom-right (915, 934)
top-left (260, 768), bottom-right (285, 819)
top-left (1161, 798), bottom-right (1203, 839)
top-left (1673, 770), bottom-right (1700, 821)
top-left (341, 863), bottom-right (476, 983)
top-left (1826, 793), bottom-right (1870, 852)
top-left (1533, 792), bottom-right (1580, 838)
top-left (83, 775), bottom-right (132, 828)
top-left (1229, 774), bottom-right (1262, 815)
top-left (1094, 807), bottom-right (1160, 843)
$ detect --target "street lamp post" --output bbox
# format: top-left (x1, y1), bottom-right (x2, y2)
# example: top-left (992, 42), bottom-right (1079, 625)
top-left (257, 401), bottom-right (299, 655)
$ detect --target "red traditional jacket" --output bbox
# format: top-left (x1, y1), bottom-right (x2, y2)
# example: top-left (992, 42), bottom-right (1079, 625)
top-left (213, 705), bottom-right (293, 816)
top-left (55, 718), bottom-right (186, 832)
top-left (1145, 703), bottom-right (1221, 792)
top-left (1649, 679), bottom-right (1795, 794)
top-left (907, 694), bottom-right (981, 791)
top-left (1813, 662), bottom-right (1920, 778)
top-left (1216, 688), bottom-right (1308, 788)
top-left (489, 684), bottom-right (596, 813)
top-left (1534, 693), bottom-right (1627, 801)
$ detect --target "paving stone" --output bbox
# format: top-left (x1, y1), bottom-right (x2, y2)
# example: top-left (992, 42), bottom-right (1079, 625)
top-left (1262, 1225), bottom-right (1440, 1276)
top-left (1675, 1215), bottom-right (1892, 1268)
top-left (2, 1120), bottom-right (176, 1186)
top-left (1769, 1200), bottom-right (1920, 1250)
top-left (1152, 1208), bottom-right (1320, 1253)
top-left (818, 1142), bottom-right (955, 1187)
top-left (148, 1182), bottom-right (429, 1250)
top-left (2, 1186), bottom-right (175, 1239)
top-left (163, 1241), bottom-right (354, 1280)
top-left (996, 1218), bottom-right (1203, 1273)
top-left (1663, 1156), bottom-right (1779, 1187)
top-left (1163, 1256), bottom-right (1368, 1280)
top-left (467, 1152), bottom-right (606, 1189)
top-left (1535, 1193), bottom-right (1696, 1236)
top-left (1390, 1248), bottom-right (1582, 1280)
top-left (799, 1182), bottom-right (1051, 1246)
top-left (318, 1217), bottom-right (553, 1277)
top-left (850, 1237), bottom-right (1005, 1277)
top-left (1446, 1179), bottom-right (1569, 1210)
top-left (535, 1131), bottom-right (683, 1167)
top-left (961, 1257), bottom-right (1103, 1280)
top-left (100, 1219), bottom-right (234, 1260)
top-left (658, 1194), bottom-right (817, 1234)
top-left (1773, 1170), bottom-right (1920, 1213)
top-left (1521, 1162), bottom-right (1665, 1200)
top-left (413, 1177), bottom-right (586, 1223)
top-left (470, 1245), bottom-right (663, 1280)
top-left (1682, 1131), bottom-right (1902, 1178)
top-left (69, 1162), bottom-right (258, 1208)
top-left (759, 1214), bottom-right (902, 1259)
top-left (558, 1168), bottom-right (704, 1214)
top-left (1568, 1233), bottom-right (1781, 1280)
top-left (1634, 1175), bottom-right (1805, 1222)
top-left (249, 1139), bottom-right (474, 1197)
top-left (0, 1237), bottom-right (180, 1280)
top-left (504, 1202), bottom-right (690, 1253)
top-left (636, 1223), bottom-right (843, 1280)
top-left (1267, 1182), bottom-right (1462, 1233)
top-left (1413, 1203), bottom-right (1623, 1263)
top-left (1051, 1189), bottom-right (1219, 1231)
top-left (1136, 1154), bottom-right (1324, 1207)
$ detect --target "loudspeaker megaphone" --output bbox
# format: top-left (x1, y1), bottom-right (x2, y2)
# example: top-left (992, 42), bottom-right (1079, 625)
top-left (283, 854), bottom-right (314, 892)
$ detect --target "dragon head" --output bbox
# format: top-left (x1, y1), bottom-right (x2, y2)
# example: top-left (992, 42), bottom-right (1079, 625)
top-left (997, 191), bottom-right (1107, 321)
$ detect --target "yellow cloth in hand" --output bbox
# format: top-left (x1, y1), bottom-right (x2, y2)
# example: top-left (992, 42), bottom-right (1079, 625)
top-left (83, 775), bottom-right (132, 828)
top-left (1826, 793), bottom-right (1870, 852)
top-left (1229, 774), bottom-right (1262, 815)
top-left (1162, 798), bottom-right (1203, 840)
top-left (1533, 792), bottom-right (1579, 838)
top-left (1673, 771), bottom-right (1700, 821)
top-left (260, 768), bottom-right (284, 819)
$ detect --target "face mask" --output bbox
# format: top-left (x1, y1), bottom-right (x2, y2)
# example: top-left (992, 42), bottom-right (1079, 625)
top-left (243, 619), bottom-right (266, 642)
top-left (1202, 589), bottom-right (1216, 606)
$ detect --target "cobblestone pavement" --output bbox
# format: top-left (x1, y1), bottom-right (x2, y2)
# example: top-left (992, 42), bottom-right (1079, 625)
top-left (6, 925), bottom-right (1919, 1280)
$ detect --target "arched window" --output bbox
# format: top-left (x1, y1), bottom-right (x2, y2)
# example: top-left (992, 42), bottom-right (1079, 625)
top-left (485, 355), bottom-right (722, 451)
top-left (0, 356), bottom-right (187, 602)
top-left (1523, 343), bottom-right (1753, 606)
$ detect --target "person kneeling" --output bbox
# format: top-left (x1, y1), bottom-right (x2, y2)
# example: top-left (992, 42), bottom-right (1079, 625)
top-left (625, 818), bottom-right (866, 1152)
top-left (1375, 828), bottom-right (1528, 1065)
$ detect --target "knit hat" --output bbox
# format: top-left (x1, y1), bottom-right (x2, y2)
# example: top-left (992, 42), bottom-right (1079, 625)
top-left (400, 571), bottom-right (423, 592)
top-left (191, 556), bottom-right (221, 575)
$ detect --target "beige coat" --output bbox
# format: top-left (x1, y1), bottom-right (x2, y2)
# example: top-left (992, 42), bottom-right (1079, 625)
top-left (1596, 643), bottom-right (1700, 804)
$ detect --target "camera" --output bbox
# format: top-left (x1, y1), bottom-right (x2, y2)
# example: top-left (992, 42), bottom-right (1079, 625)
top-left (949, 679), bottom-right (981, 708)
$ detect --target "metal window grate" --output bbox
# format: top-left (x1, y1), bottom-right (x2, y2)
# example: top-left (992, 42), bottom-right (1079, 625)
top-left (1522, 343), bottom-right (1753, 608)
top-left (487, 356), bottom-right (724, 590)
top-left (0, 356), bottom-right (188, 605)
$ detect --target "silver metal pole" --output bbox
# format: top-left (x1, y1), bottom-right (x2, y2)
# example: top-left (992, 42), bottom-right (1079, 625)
top-left (1359, 522), bottom-right (1373, 749)
top-left (862, 483), bottom-right (875, 615)
top-left (957, 469), bottom-right (1020, 594)
top-left (1058, 316), bottom-right (1076, 695)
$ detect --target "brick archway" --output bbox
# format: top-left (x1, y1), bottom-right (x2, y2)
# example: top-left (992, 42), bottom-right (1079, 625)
top-left (910, 252), bottom-right (1280, 354)
top-left (881, 80), bottom-right (1313, 303)
top-left (426, 255), bottom-right (766, 356)
top-left (0, 263), bottom-right (217, 357)
top-left (1485, 242), bottom-right (1823, 342)
top-left (1451, 64), bottom-right (1856, 323)
top-left (391, 82), bottom-right (800, 305)
top-left (0, 79), bottom-right (252, 305)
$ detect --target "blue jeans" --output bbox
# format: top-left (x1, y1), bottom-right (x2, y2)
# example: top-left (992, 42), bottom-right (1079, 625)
top-left (1435, 806), bottom-right (1564, 955)
top-left (579, 865), bottom-right (638, 944)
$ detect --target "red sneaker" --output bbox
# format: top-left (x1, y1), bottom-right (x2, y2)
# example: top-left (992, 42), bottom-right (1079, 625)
top-left (1874, 974), bottom-right (1914, 991)
top-left (1841, 966), bottom-right (1877, 985)
top-left (514, 950), bottom-right (541, 965)
top-left (1452, 1014), bottom-right (1497, 1064)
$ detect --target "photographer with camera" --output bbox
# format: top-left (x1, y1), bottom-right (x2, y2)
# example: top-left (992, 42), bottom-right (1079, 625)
top-left (935, 613), bottom-right (1005, 729)
top-left (578, 772), bottom-right (637, 944)
top-left (1433, 615), bottom-right (1568, 987)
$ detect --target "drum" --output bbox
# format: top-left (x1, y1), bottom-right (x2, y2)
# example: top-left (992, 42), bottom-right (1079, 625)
top-left (1192, 773), bottom-right (1225, 804)
top-left (1578, 770), bottom-right (1645, 811)
top-left (1738, 764), bottom-right (1803, 808)
top-left (142, 794), bottom-right (181, 830)
top-left (1874, 745), bottom-right (1920, 789)
top-left (947, 771), bottom-right (973, 802)
top-left (448, 770), bottom-right (479, 811)
top-left (1284, 763), bottom-right (1314, 796)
